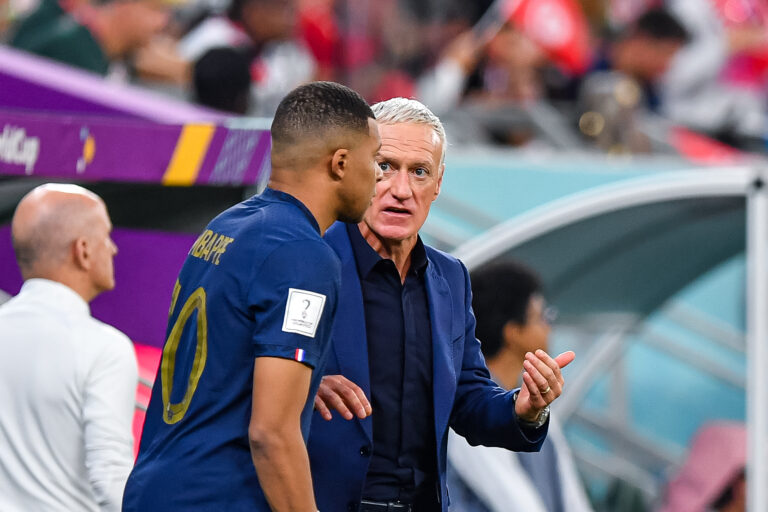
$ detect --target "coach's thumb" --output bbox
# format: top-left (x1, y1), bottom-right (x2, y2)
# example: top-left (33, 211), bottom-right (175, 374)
top-left (554, 351), bottom-right (575, 369)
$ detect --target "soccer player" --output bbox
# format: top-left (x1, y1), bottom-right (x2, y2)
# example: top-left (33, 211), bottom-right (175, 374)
top-left (122, 82), bottom-right (381, 511)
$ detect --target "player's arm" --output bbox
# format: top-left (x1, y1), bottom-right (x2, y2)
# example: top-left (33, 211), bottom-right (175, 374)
top-left (249, 356), bottom-right (317, 512)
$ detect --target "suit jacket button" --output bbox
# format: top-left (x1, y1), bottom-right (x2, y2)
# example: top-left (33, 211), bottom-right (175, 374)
top-left (359, 445), bottom-right (371, 457)
top-left (347, 502), bottom-right (358, 512)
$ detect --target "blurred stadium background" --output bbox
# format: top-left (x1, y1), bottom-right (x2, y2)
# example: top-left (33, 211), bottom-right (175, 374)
top-left (2, 0), bottom-right (768, 510)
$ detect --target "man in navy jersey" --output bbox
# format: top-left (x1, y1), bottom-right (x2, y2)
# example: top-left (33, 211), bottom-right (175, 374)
top-left (123, 81), bottom-right (381, 511)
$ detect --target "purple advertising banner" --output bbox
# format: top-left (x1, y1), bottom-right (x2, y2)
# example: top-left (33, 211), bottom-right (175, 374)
top-left (0, 45), bottom-right (225, 122)
top-left (0, 110), bottom-right (271, 186)
top-left (0, 225), bottom-right (197, 347)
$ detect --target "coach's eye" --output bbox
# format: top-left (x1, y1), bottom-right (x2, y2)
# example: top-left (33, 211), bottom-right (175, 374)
top-left (378, 162), bottom-right (391, 172)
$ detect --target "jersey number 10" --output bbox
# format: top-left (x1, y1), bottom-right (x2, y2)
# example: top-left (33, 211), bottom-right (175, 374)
top-left (160, 280), bottom-right (208, 424)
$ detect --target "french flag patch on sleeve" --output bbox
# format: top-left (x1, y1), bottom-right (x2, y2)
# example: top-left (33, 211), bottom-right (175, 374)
top-left (294, 348), bottom-right (305, 362)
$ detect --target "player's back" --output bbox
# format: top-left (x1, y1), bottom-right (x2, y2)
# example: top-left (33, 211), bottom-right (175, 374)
top-left (123, 188), bottom-right (341, 511)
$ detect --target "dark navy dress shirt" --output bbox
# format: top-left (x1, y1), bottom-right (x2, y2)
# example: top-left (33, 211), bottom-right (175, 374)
top-left (346, 224), bottom-right (439, 507)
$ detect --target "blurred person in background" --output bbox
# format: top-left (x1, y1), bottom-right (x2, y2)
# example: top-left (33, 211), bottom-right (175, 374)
top-left (662, 0), bottom-right (768, 147)
top-left (657, 422), bottom-right (746, 512)
top-left (9, 0), bottom-right (170, 78)
top-left (192, 46), bottom-right (251, 113)
top-left (418, 22), bottom-right (547, 112)
top-left (583, 7), bottom-right (690, 111)
top-left (447, 261), bottom-right (592, 512)
top-left (417, 0), bottom-right (594, 148)
top-left (8, 0), bottom-right (169, 77)
top-left (0, 184), bottom-right (138, 512)
top-left (178, 0), bottom-right (315, 116)
top-left (575, 7), bottom-right (690, 153)
top-left (1, 0), bottom-right (10, 38)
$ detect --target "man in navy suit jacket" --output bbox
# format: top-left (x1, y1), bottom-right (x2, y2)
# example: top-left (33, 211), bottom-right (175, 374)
top-left (307, 98), bottom-right (574, 512)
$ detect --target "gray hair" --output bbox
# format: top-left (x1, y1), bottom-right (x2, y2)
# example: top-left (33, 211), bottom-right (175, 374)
top-left (371, 98), bottom-right (447, 166)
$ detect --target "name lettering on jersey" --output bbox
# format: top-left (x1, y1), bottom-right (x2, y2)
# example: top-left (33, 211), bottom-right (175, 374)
top-left (282, 288), bottom-right (326, 338)
top-left (189, 229), bottom-right (235, 265)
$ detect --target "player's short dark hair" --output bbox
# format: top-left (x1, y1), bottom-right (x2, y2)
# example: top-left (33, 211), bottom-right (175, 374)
top-left (634, 7), bottom-right (689, 43)
top-left (471, 261), bottom-right (542, 359)
top-left (271, 81), bottom-right (374, 149)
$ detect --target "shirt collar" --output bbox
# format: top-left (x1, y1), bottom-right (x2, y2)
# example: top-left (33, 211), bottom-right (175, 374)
top-left (260, 187), bottom-right (321, 234)
top-left (346, 223), bottom-right (429, 279)
top-left (19, 278), bottom-right (90, 316)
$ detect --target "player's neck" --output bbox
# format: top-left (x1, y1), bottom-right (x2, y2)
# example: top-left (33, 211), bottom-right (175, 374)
top-left (267, 177), bottom-right (335, 235)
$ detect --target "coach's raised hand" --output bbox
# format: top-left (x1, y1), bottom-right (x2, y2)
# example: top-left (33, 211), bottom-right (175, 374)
top-left (515, 350), bottom-right (575, 423)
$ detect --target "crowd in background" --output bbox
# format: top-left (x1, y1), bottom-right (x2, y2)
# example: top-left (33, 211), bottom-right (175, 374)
top-left (1, 0), bottom-right (768, 156)
top-left (0, 2), bottom-right (759, 511)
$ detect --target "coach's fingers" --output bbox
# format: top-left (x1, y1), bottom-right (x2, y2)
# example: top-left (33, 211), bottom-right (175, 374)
top-left (329, 375), bottom-right (371, 418)
top-left (523, 358), bottom-right (554, 403)
top-left (314, 394), bottom-right (333, 421)
top-left (335, 375), bottom-right (372, 418)
top-left (316, 375), bottom-right (371, 420)
top-left (353, 382), bottom-right (373, 417)
top-left (521, 371), bottom-right (548, 410)
top-left (316, 377), bottom-right (354, 420)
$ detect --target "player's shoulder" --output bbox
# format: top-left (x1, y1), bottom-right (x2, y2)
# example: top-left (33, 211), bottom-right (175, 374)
top-left (237, 192), bottom-right (321, 241)
top-left (264, 237), bottom-right (341, 271)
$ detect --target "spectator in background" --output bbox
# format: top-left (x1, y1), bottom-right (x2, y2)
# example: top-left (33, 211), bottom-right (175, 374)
top-left (657, 422), bottom-right (746, 512)
top-left (0, 183), bottom-right (138, 511)
top-left (662, 0), bottom-right (768, 146)
top-left (0, 0), bottom-right (10, 38)
top-left (596, 7), bottom-right (690, 107)
top-left (574, 6), bottom-right (689, 117)
top-left (192, 46), bottom-right (251, 114)
top-left (575, 7), bottom-right (689, 153)
top-left (9, 0), bottom-right (169, 77)
top-left (447, 261), bottom-right (592, 512)
top-left (178, 0), bottom-right (315, 116)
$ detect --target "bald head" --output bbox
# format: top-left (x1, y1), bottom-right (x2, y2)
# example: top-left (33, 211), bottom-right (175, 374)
top-left (12, 184), bottom-right (109, 282)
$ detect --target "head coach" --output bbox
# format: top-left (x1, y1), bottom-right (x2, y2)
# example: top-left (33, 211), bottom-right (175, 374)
top-left (307, 98), bottom-right (574, 512)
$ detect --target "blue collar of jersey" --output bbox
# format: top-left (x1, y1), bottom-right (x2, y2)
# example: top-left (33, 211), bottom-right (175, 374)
top-left (261, 187), bottom-right (320, 234)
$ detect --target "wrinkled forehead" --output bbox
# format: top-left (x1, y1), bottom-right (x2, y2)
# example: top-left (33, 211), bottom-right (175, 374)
top-left (377, 122), bottom-right (443, 164)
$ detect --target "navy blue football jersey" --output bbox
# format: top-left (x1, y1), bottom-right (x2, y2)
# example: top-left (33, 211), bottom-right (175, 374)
top-left (123, 188), bottom-right (340, 511)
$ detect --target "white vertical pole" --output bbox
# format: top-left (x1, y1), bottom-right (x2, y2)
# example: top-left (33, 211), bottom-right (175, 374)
top-left (746, 172), bottom-right (768, 512)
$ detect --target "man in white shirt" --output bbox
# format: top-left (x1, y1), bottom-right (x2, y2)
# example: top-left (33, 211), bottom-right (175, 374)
top-left (0, 183), bottom-right (138, 512)
top-left (447, 261), bottom-right (593, 512)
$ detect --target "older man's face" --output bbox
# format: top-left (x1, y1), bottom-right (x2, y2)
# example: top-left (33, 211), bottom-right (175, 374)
top-left (363, 122), bottom-right (443, 245)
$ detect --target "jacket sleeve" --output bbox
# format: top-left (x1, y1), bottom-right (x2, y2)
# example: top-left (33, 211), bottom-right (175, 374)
top-left (448, 260), bottom-right (547, 452)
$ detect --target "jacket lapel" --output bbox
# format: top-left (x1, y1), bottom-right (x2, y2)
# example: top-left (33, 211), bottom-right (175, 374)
top-left (325, 224), bottom-right (373, 441)
top-left (426, 261), bottom-right (456, 439)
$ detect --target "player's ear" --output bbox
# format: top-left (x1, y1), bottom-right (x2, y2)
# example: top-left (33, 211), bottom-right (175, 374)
top-left (330, 148), bottom-right (349, 181)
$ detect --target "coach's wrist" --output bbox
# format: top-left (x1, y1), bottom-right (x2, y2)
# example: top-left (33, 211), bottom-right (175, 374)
top-left (513, 390), bottom-right (549, 428)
